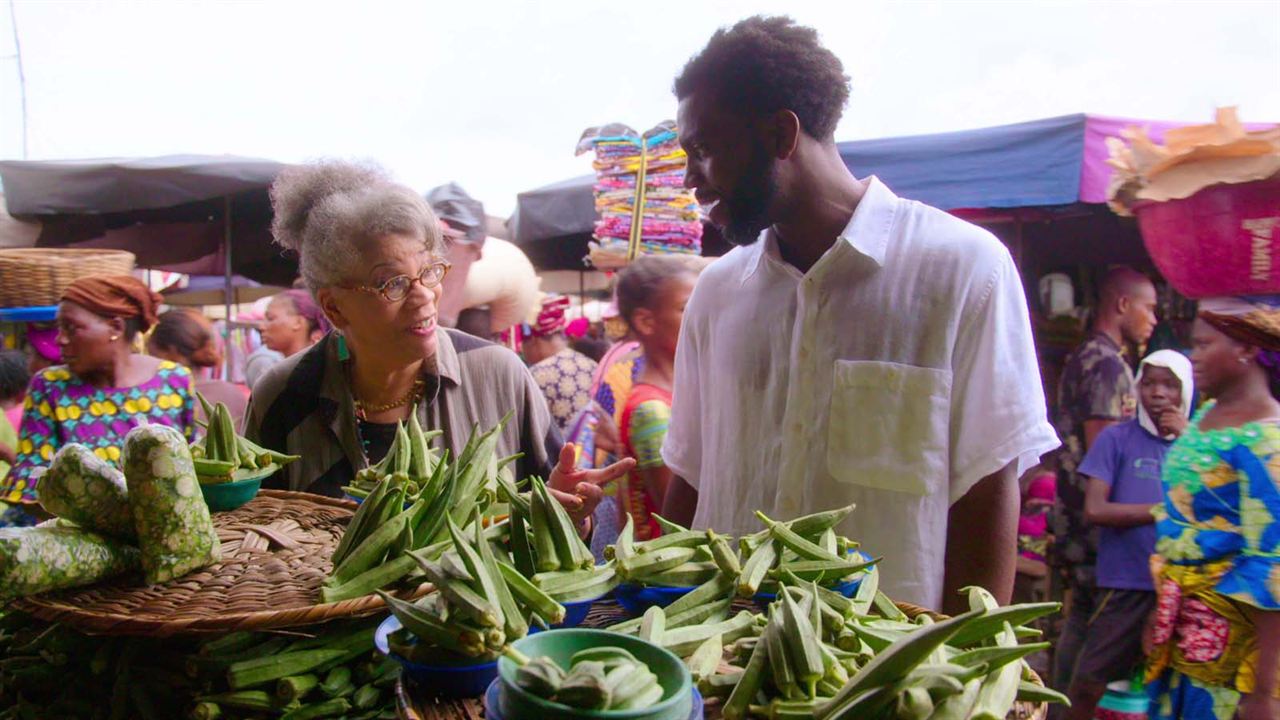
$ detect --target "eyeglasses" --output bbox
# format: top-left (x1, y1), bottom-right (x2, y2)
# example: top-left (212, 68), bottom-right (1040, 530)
top-left (351, 261), bottom-right (452, 302)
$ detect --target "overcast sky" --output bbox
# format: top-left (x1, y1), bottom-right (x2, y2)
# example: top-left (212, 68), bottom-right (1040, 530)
top-left (1, 0), bottom-right (1277, 216)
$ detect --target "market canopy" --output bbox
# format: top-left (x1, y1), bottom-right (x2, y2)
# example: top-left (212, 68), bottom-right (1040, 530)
top-left (507, 113), bottom-right (1242, 264)
top-left (0, 155), bottom-right (295, 286)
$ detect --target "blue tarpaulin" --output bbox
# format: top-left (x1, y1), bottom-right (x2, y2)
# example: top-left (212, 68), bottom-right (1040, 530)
top-left (510, 114), bottom-right (1091, 247)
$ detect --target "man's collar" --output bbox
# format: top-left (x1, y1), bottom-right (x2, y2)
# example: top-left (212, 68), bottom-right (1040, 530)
top-left (433, 328), bottom-right (463, 387)
top-left (740, 176), bottom-right (897, 285)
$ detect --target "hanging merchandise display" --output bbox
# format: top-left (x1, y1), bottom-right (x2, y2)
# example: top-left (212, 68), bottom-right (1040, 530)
top-left (576, 122), bottom-right (703, 270)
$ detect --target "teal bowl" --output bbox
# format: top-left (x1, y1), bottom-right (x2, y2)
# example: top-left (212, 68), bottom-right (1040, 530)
top-left (199, 466), bottom-right (274, 512)
top-left (498, 628), bottom-right (693, 720)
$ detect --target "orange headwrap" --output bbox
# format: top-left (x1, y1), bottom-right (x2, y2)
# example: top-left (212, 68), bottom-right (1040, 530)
top-left (60, 275), bottom-right (163, 332)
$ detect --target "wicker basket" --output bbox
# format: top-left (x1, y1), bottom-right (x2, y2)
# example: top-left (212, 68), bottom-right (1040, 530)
top-left (14, 490), bottom-right (430, 636)
top-left (0, 248), bottom-right (137, 307)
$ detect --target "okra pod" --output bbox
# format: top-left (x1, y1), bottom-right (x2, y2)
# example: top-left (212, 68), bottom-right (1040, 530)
top-left (276, 674), bottom-right (320, 703)
top-left (738, 537), bottom-right (778, 597)
top-left (320, 554), bottom-right (417, 604)
top-left (722, 629), bottom-right (768, 720)
top-left (667, 597), bottom-right (733, 629)
top-left (639, 606), bottom-right (666, 644)
top-left (474, 519), bottom-right (527, 640)
top-left (814, 608), bottom-right (983, 719)
top-left (707, 531), bottom-right (742, 577)
top-left (686, 632), bottom-right (723, 681)
top-left (496, 560), bottom-right (567, 625)
top-left (280, 697), bottom-right (352, 720)
top-left (663, 571), bottom-right (735, 617)
top-left (756, 511), bottom-right (845, 563)
top-left (618, 546), bottom-right (697, 581)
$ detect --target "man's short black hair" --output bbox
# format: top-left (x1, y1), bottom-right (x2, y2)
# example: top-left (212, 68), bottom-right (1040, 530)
top-left (674, 15), bottom-right (850, 141)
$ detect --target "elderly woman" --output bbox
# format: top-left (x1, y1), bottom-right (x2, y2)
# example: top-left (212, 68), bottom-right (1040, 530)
top-left (246, 161), bottom-right (632, 534)
top-left (0, 275), bottom-right (196, 512)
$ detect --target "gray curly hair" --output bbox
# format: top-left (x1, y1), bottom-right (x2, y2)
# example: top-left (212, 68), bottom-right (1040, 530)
top-left (270, 160), bottom-right (443, 291)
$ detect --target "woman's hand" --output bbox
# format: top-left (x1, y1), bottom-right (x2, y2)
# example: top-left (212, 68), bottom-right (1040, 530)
top-left (548, 443), bottom-right (635, 535)
top-left (1236, 693), bottom-right (1280, 720)
top-left (589, 403), bottom-right (621, 456)
top-left (1157, 408), bottom-right (1189, 438)
top-left (0, 442), bottom-right (15, 465)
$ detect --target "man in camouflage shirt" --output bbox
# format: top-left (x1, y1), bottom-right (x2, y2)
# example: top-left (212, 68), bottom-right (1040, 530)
top-left (1049, 267), bottom-right (1157, 709)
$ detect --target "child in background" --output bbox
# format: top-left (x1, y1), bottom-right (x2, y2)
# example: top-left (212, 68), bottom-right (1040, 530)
top-left (615, 256), bottom-right (699, 540)
top-left (1064, 350), bottom-right (1193, 720)
top-left (0, 349), bottom-right (32, 527)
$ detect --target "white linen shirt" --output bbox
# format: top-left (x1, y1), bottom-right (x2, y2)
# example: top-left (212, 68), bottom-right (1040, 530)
top-left (661, 177), bottom-right (1060, 609)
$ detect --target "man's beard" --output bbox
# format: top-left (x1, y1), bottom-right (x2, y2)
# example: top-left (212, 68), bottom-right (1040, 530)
top-left (719, 147), bottom-right (778, 247)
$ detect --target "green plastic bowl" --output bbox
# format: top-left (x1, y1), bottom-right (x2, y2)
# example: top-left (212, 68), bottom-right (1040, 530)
top-left (199, 466), bottom-right (272, 512)
top-left (497, 628), bottom-right (693, 720)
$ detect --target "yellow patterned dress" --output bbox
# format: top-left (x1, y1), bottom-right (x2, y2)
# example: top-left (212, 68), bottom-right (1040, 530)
top-left (1146, 403), bottom-right (1280, 718)
top-left (0, 362), bottom-right (195, 508)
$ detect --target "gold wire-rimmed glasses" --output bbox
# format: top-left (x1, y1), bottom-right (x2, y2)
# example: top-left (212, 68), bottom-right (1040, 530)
top-left (350, 261), bottom-right (452, 302)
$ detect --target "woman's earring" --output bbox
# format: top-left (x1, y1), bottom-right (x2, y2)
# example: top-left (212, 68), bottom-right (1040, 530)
top-left (1240, 357), bottom-right (1250, 365)
top-left (110, 335), bottom-right (119, 342)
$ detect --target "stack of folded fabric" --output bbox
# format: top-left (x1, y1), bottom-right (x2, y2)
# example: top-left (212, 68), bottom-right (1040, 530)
top-left (576, 121), bottom-right (703, 269)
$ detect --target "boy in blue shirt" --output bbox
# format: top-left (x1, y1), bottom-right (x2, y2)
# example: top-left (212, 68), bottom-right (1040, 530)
top-left (1064, 350), bottom-right (1194, 719)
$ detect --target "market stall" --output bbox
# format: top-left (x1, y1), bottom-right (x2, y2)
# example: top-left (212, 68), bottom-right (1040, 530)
top-left (0, 396), bottom-right (1066, 719)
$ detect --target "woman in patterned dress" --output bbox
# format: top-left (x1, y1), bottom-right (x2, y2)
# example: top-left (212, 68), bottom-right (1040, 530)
top-left (0, 276), bottom-right (196, 520)
top-left (524, 295), bottom-right (598, 433)
top-left (1145, 296), bottom-right (1280, 720)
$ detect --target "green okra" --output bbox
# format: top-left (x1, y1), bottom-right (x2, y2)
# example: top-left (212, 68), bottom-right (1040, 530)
top-left (662, 571), bottom-right (735, 617)
top-left (738, 537), bottom-right (778, 597)
top-left (722, 630), bottom-right (768, 720)
top-left (814, 608), bottom-right (984, 719)
top-left (496, 560), bottom-right (567, 624)
top-left (756, 511), bottom-right (845, 563)
top-left (618, 546), bottom-right (697, 581)
top-left (686, 632), bottom-right (723, 681)
top-left (639, 606), bottom-right (665, 644)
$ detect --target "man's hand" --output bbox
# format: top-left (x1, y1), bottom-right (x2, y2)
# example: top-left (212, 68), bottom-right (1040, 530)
top-left (943, 461), bottom-right (1019, 615)
top-left (548, 443), bottom-right (635, 533)
top-left (1156, 408), bottom-right (1188, 438)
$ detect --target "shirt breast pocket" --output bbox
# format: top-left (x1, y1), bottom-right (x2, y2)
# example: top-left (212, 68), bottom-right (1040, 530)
top-left (826, 360), bottom-right (952, 496)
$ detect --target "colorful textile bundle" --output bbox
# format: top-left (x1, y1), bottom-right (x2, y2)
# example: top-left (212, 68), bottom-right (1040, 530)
top-left (576, 121), bottom-right (703, 269)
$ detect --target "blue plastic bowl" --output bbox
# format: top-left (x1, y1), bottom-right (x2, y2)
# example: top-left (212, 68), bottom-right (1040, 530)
top-left (374, 615), bottom-right (497, 699)
top-left (614, 583), bottom-right (696, 616)
top-left (753, 549), bottom-right (876, 603)
top-left (483, 678), bottom-right (706, 719)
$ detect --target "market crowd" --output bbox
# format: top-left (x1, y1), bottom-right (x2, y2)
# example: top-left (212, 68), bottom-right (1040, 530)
top-left (0, 15), bottom-right (1274, 720)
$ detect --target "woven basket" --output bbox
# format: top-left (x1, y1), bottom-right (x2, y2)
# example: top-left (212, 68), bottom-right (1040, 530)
top-left (14, 490), bottom-right (430, 636)
top-left (0, 248), bottom-right (136, 307)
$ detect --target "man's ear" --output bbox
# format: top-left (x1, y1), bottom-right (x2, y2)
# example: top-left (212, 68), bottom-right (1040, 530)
top-left (316, 288), bottom-right (347, 332)
top-left (770, 109), bottom-right (802, 160)
top-left (1115, 294), bottom-right (1131, 317)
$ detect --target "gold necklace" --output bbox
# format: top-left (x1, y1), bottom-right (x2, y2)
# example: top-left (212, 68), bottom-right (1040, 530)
top-left (353, 379), bottom-right (426, 421)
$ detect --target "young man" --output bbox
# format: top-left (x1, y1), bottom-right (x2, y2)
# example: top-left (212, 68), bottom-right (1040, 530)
top-left (1049, 266), bottom-right (1158, 708)
top-left (1064, 351), bottom-right (1191, 719)
top-left (659, 16), bottom-right (1059, 613)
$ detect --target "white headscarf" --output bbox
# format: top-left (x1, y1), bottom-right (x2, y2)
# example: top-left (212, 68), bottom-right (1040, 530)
top-left (1137, 349), bottom-right (1194, 440)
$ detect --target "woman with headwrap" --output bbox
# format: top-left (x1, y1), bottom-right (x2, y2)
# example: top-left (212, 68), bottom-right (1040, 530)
top-left (0, 275), bottom-right (196, 513)
top-left (1144, 296), bottom-right (1280, 720)
top-left (1064, 350), bottom-right (1193, 719)
top-left (524, 295), bottom-right (598, 433)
